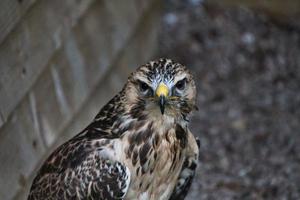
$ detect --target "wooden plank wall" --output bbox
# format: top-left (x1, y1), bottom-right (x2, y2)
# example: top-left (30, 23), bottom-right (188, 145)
top-left (0, 0), bottom-right (161, 199)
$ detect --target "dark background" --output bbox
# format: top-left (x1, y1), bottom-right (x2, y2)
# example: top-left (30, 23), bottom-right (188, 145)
top-left (159, 0), bottom-right (300, 199)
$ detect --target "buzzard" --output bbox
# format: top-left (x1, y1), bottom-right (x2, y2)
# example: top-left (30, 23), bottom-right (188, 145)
top-left (28, 58), bottom-right (199, 200)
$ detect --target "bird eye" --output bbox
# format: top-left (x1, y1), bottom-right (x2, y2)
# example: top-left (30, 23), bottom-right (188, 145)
top-left (138, 81), bottom-right (150, 93)
top-left (175, 78), bottom-right (186, 90)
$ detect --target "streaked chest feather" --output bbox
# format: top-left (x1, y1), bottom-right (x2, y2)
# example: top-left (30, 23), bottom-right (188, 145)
top-left (118, 118), bottom-right (187, 200)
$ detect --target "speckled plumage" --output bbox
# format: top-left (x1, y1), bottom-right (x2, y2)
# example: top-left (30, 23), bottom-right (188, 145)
top-left (28, 58), bottom-right (199, 200)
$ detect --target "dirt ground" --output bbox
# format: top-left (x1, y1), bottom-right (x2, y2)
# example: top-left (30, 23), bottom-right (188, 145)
top-left (158, 1), bottom-right (300, 199)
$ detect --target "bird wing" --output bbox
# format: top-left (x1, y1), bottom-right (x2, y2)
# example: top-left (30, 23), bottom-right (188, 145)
top-left (169, 131), bottom-right (200, 200)
top-left (28, 137), bottom-right (131, 200)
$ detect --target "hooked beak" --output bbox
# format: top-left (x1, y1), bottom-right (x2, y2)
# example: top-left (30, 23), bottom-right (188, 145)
top-left (156, 83), bottom-right (169, 115)
top-left (159, 95), bottom-right (166, 115)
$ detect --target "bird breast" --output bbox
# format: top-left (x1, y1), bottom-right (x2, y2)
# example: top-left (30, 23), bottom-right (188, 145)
top-left (120, 119), bottom-right (187, 200)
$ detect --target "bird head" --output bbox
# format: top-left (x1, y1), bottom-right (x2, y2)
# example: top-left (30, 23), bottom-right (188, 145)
top-left (124, 58), bottom-right (197, 120)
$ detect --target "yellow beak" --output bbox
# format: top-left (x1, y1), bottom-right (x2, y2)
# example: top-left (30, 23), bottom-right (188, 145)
top-left (155, 83), bottom-right (169, 97)
top-left (155, 83), bottom-right (169, 115)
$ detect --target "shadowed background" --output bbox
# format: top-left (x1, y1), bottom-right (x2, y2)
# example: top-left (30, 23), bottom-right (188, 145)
top-left (160, 1), bottom-right (300, 199)
top-left (0, 0), bottom-right (300, 199)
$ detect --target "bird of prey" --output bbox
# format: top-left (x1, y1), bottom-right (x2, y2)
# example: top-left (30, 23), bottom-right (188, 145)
top-left (28, 58), bottom-right (199, 200)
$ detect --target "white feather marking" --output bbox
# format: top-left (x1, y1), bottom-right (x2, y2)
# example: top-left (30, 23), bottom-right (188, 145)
top-left (140, 192), bottom-right (150, 200)
top-left (123, 166), bottom-right (131, 198)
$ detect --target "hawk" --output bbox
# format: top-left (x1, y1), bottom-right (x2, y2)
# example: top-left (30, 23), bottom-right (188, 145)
top-left (28, 58), bottom-right (199, 200)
